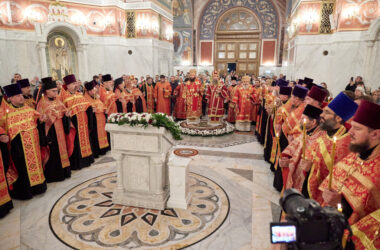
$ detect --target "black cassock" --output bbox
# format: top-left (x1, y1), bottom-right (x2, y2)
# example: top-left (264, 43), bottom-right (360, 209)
top-left (9, 125), bottom-right (47, 200)
top-left (135, 96), bottom-right (144, 113)
top-left (272, 132), bottom-right (288, 192)
top-left (116, 100), bottom-right (133, 113)
top-left (0, 141), bottom-right (13, 217)
top-left (89, 112), bottom-right (110, 159)
top-left (40, 116), bottom-right (71, 182)
top-left (69, 107), bottom-right (95, 170)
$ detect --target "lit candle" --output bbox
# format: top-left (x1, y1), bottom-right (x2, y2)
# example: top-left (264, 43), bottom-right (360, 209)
top-left (302, 118), bottom-right (307, 159)
top-left (337, 203), bottom-right (342, 213)
top-left (328, 136), bottom-right (337, 190)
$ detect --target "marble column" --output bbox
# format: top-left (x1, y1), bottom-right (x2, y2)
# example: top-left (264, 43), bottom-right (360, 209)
top-left (37, 42), bottom-right (48, 77)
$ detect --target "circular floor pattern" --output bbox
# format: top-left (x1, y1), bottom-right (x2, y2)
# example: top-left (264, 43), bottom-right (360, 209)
top-left (173, 148), bottom-right (199, 157)
top-left (49, 172), bottom-right (229, 250)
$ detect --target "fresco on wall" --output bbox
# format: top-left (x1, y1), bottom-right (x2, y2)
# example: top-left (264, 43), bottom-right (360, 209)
top-left (155, 0), bottom-right (173, 11)
top-left (173, 29), bottom-right (192, 65)
top-left (173, 0), bottom-right (192, 28)
top-left (46, 32), bottom-right (77, 81)
top-left (199, 0), bottom-right (279, 40)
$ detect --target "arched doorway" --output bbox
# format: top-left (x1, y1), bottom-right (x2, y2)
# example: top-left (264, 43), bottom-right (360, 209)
top-left (214, 8), bottom-right (261, 75)
top-left (46, 32), bottom-right (78, 81)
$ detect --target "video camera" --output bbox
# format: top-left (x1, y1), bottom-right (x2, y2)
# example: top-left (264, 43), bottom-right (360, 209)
top-left (270, 189), bottom-right (352, 250)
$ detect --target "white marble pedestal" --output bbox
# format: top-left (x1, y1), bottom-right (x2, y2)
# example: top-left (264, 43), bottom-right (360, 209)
top-left (106, 124), bottom-right (174, 210)
top-left (235, 121), bottom-right (251, 131)
top-left (167, 153), bottom-right (192, 209)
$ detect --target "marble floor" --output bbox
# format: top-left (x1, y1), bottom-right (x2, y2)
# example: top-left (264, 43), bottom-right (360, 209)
top-left (0, 132), bottom-right (280, 250)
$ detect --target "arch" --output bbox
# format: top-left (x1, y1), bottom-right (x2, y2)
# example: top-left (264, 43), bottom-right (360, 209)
top-left (39, 21), bottom-right (88, 45)
top-left (216, 7), bottom-right (261, 32)
top-left (35, 22), bottom-right (88, 80)
top-left (199, 0), bottom-right (279, 40)
top-left (366, 17), bottom-right (380, 41)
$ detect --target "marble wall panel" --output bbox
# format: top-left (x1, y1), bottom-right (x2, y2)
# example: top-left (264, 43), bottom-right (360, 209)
top-left (285, 33), bottom-right (371, 96)
top-left (0, 39), bottom-right (41, 83)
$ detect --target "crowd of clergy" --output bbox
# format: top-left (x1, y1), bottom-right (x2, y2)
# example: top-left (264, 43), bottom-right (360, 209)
top-left (255, 77), bottom-right (379, 249)
top-left (0, 70), bottom-right (379, 249)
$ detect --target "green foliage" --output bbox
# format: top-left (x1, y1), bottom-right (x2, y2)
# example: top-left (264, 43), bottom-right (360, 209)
top-left (112, 113), bottom-right (182, 140)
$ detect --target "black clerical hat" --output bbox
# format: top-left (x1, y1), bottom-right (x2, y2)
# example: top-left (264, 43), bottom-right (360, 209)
top-left (17, 78), bottom-right (30, 88)
top-left (4, 83), bottom-right (22, 97)
top-left (303, 104), bottom-right (323, 120)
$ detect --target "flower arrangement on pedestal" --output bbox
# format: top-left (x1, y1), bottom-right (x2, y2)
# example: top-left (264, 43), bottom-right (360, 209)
top-left (107, 112), bottom-right (182, 140)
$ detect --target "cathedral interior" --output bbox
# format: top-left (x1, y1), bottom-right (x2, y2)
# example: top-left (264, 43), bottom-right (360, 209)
top-left (0, 0), bottom-right (379, 249)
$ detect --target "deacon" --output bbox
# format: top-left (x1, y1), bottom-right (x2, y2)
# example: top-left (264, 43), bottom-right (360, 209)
top-left (2, 83), bottom-right (46, 199)
top-left (233, 75), bottom-right (255, 131)
top-left (61, 74), bottom-right (94, 170)
top-left (320, 100), bottom-right (380, 225)
top-left (18, 78), bottom-right (36, 109)
top-left (206, 70), bottom-right (228, 125)
top-left (300, 92), bottom-right (358, 203)
top-left (36, 78), bottom-right (71, 182)
top-left (183, 69), bottom-right (203, 123)
top-left (84, 80), bottom-right (110, 158)
top-left (154, 75), bottom-right (172, 115)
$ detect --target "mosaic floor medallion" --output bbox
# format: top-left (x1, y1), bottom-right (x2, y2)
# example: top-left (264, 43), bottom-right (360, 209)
top-left (49, 172), bottom-right (229, 249)
top-left (173, 148), bottom-right (199, 157)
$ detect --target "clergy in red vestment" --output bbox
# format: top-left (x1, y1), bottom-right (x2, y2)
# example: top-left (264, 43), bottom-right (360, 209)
top-left (299, 92), bottom-right (358, 204)
top-left (18, 79), bottom-right (36, 109)
top-left (131, 78), bottom-right (147, 113)
top-left (232, 75), bottom-right (255, 131)
top-left (37, 78), bottom-right (71, 182)
top-left (173, 78), bottom-right (186, 120)
top-left (61, 74), bottom-right (94, 170)
top-left (320, 100), bottom-right (380, 226)
top-left (0, 125), bottom-right (12, 217)
top-left (206, 70), bottom-right (228, 125)
top-left (154, 75), bottom-right (172, 115)
top-left (183, 69), bottom-right (203, 122)
top-left (140, 77), bottom-right (155, 113)
top-left (2, 83), bottom-right (46, 200)
top-left (227, 76), bottom-right (238, 123)
top-left (280, 105), bottom-right (324, 195)
top-left (84, 80), bottom-right (110, 158)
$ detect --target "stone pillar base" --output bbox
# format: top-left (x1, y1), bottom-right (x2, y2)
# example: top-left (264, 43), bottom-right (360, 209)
top-left (235, 121), bottom-right (251, 131)
top-left (167, 153), bottom-right (192, 210)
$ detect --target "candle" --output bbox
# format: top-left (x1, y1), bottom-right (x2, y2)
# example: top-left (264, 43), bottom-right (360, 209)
top-left (337, 203), bottom-right (342, 213)
top-left (5, 109), bottom-right (9, 134)
top-left (328, 136), bottom-right (337, 190)
top-left (302, 118), bottom-right (307, 159)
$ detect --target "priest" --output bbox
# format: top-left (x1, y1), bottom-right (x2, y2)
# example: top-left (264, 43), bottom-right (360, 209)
top-left (226, 76), bottom-right (238, 123)
top-left (61, 74), bottom-right (94, 170)
top-left (84, 80), bottom-right (110, 158)
top-left (301, 92), bottom-right (358, 203)
top-left (36, 78), bottom-right (71, 182)
top-left (173, 78), bottom-right (186, 120)
top-left (18, 78), bottom-right (36, 109)
top-left (2, 83), bottom-right (46, 199)
top-left (0, 125), bottom-right (12, 217)
top-left (140, 77), bottom-right (155, 113)
top-left (320, 100), bottom-right (380, 225)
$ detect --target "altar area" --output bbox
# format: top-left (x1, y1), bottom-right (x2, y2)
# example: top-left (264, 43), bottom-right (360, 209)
top-left (0, 115), bottom-right (280, 250)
